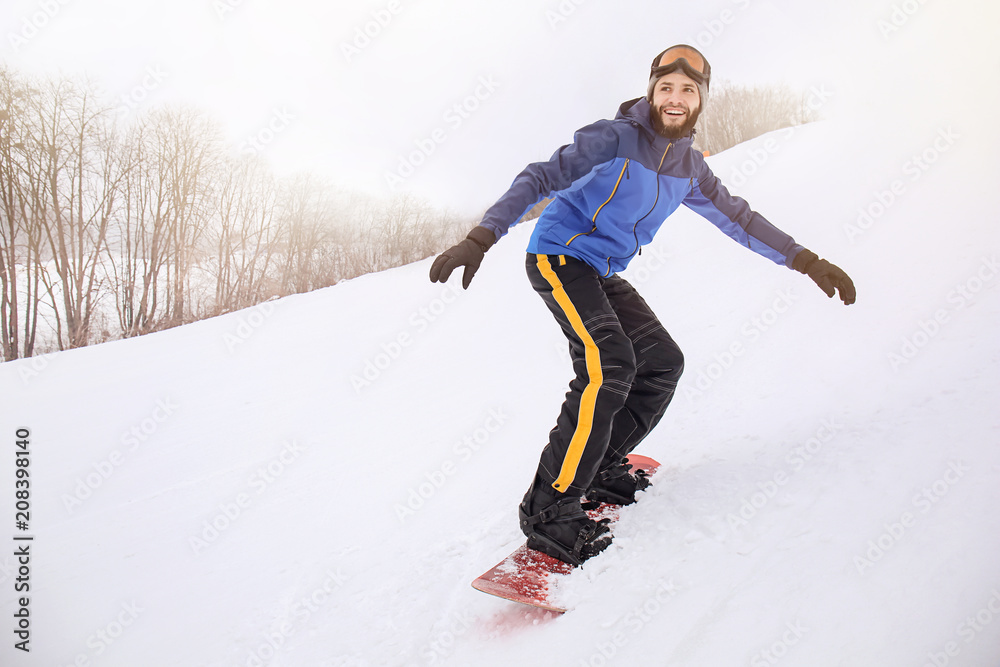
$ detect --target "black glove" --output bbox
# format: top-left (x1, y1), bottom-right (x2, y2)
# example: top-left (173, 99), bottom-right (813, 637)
top-left (429, 226), bottom-right (496, 289)
top-left (792, 249), bottom-right (856, 305)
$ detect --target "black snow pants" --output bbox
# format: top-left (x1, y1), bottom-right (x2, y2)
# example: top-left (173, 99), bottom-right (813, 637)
top-left (525, 253), bottom-right (684, 496)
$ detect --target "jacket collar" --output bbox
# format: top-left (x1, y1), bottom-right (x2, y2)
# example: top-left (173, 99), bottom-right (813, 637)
top-left (616, 97), bottom-right (696, 149)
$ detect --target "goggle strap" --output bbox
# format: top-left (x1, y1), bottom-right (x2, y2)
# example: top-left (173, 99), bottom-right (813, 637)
top-left (650, 60), bottom-right (708, 86)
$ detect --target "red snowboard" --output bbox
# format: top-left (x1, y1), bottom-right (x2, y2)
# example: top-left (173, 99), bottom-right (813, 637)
top-left (471, 454), bottom-right (660, 613)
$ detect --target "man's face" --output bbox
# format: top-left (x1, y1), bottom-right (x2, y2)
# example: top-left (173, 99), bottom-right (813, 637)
top-left (650, 70), bottom-right (701, 139)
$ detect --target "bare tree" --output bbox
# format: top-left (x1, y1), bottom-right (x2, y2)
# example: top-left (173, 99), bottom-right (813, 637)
top-left (0, 64), bottom-right (566, 361)
top-left (274, 174), bottom-right (336, 295)
top-left (108, 108), bottom-right (221, 336)
top-left (209, 155), bottom-right (279, 313)
top-left (0, 68), bottom-right (46, 359)
top-left (27, 76), bottom-right (127, 350)
top-left (160, 108), bottom-right (221, 327)
top-left (108, 117), bottom-right (169, 337)
top-left (695, 81), bottom-right (821, 155)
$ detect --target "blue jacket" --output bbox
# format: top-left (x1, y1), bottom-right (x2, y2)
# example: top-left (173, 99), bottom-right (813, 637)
top-left (478, 97), bottom-right (803, 276)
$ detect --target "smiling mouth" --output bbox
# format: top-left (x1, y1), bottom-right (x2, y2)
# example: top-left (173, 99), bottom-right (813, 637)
top-left (663, 107), bottom-right (686, 117)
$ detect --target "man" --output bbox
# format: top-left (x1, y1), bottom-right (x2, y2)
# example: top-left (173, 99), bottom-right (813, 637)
top-left (429, 45), bottom-right (855, 565)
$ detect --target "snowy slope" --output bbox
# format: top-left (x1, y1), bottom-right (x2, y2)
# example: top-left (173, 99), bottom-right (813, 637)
top-left (2, 118), bottom-right (999, 667)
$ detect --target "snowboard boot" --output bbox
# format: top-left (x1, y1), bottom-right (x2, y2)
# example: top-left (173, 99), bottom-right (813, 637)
top-left (585, 458), bottom-right (652, 506)
top-left (518, 476), bottom-right (612, 566)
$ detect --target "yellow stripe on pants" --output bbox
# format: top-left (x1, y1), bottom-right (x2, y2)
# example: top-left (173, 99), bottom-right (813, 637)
top-left (535, 254), bottom-right (603, 492)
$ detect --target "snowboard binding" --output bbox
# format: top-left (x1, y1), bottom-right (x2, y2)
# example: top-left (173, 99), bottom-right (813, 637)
top-left (518, 495), bottom-right (612, 566)
top-left (585, 460), bottom-right (652, 506)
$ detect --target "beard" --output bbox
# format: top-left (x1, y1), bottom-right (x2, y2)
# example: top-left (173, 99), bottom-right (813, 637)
top-left (650, 103), bottom-right (701, 139)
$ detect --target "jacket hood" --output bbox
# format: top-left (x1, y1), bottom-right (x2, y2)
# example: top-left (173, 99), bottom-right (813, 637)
top-left (616, 97), bottom-right (696, 146)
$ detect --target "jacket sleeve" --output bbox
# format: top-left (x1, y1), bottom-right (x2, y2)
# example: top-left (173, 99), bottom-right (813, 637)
top-left (478, 119), bottom-right (621, 241)
top-left (682, 155), bottom-right (803, 268)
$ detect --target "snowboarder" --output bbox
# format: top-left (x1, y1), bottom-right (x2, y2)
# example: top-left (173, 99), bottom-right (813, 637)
top-left (429, 44), bottom-right (855, 565)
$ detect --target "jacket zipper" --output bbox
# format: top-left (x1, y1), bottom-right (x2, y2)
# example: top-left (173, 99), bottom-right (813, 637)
top-left (604, 142), bottom-right (672, 274)
top-left (566, 158), bottom-right (630, 246)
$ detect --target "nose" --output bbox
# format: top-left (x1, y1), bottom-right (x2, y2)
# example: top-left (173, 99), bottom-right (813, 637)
top-left (662, 91), bottom-right (684, 108)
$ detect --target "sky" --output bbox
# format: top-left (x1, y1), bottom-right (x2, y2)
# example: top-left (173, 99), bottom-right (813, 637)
top-left (1, 0), bottom-right (998, 217)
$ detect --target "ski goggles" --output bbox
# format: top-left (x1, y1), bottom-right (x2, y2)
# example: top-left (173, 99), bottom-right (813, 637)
top-left (649, 45), bottom-right (711, 89)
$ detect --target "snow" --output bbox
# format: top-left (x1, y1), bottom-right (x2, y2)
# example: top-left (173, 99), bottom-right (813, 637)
top-left (2, 117), bottom-right (999, 667)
